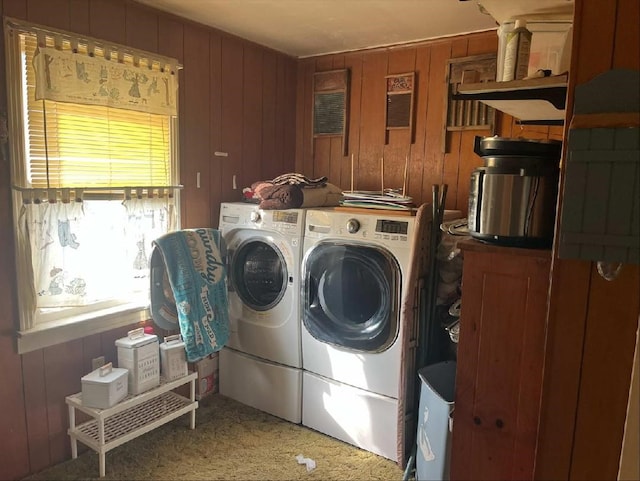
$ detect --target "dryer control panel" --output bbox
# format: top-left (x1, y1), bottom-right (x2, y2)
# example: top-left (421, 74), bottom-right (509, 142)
top-left (305, 209), bottom-right (416, 247)
top-left (219, 202), bottom-right (305, 237)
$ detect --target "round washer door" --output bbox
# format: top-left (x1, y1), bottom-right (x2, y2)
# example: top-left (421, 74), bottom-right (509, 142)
top-left (230, 238), bottom-right (288, 311)
top-left (302, 241), bottom-right (400, 352)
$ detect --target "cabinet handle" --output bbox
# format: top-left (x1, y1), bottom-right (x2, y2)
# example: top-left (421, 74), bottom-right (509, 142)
top-left (473, 416), bottom-right (482, 425)
top-left (496, 418), bottom-right (504, 429)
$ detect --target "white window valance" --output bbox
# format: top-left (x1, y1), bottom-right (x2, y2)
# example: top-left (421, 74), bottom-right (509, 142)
top-left (33, 45), bottom-right (177, 116)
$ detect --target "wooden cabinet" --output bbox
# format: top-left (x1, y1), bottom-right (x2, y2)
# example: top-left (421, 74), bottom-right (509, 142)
top-left (451, 240), bottom-right (551, 480)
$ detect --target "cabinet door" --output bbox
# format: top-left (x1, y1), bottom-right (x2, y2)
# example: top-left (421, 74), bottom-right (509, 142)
top-left (451, 244), bottom-right (551, 480)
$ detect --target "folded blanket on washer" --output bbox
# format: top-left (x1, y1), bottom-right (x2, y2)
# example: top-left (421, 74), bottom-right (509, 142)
top-left (251, 181), bottom-right (304, 209)
top-left (150, 229), bottom-right (229, 362)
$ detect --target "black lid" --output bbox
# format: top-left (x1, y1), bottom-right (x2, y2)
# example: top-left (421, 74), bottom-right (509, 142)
top-left (474, 136), bottom-right (562, 159)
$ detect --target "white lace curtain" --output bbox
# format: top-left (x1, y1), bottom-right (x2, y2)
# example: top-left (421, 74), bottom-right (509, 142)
top-left (16, 194), bottom-right (175, 330)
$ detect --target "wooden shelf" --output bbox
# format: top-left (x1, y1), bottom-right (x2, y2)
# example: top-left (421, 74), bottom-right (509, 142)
top-left (453, 75), bottom-right (568, 124)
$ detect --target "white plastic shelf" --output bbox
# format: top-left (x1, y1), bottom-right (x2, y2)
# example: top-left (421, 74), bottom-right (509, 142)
top-left (66, 372), bottom-right (198, 477)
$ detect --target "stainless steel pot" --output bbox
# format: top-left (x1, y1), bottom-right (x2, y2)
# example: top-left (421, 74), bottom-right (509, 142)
top-left (468, 157), bottom-right (559, 248)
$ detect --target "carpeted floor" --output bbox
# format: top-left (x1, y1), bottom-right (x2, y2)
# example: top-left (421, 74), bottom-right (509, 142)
top-left (25, 394), bottom-right (406, 480)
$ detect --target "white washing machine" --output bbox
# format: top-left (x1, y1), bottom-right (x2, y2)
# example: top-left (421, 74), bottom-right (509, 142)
top-left (300, 207), bottom-right (432, 463)
top-left (218, 202), bottom-right (305, 423)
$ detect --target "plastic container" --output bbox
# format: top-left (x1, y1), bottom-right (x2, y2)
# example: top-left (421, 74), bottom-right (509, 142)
top-left (416, 361), bottom-right (457, 481)
top-left (81, 363), bottom-right (128, 409)
top-left (498, 21), bottom-right (572, 80)
top-left (160, 334), bottom-right (188, 381)
top-left (502, 19), bottom-right (532, 81)
top-left (116, 327), bottom-right (160, 395)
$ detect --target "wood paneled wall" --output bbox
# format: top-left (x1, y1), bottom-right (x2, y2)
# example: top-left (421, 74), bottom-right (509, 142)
top-left (295, 32), bottom-right (563, 213)
top-left (536, 1), bottom-right (640, 480)
top-left (0, 1), bottom-right (296, 479)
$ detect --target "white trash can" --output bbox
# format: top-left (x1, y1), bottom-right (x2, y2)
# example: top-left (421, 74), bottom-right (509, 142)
top-left (416, 361), bottom-right (457, 481)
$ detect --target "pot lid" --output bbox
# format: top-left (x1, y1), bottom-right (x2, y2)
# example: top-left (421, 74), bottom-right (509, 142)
top-left (474, 136), bottom-right (562, 158)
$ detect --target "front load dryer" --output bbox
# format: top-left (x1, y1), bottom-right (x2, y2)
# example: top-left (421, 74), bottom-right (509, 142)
top-left (300, 206), bottom-right (433, 463)
top-left (218, 202), bottom-right (305, 423)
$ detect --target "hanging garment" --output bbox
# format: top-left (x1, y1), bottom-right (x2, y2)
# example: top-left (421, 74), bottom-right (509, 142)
top-left (150, 228), bottom-right (229, 362)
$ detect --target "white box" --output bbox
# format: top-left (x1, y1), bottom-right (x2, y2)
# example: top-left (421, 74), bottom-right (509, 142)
top-left (160, 335), bottom-right (188, 381)
top-left (497, 21), bottom-right (573, 79)
top-left (116, 328), bottom-right (160, 395)
top-left (81, 363), bottom-right (128, 409)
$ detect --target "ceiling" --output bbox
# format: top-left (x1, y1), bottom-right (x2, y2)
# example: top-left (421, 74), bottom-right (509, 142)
top-left (133, 0), bottom-right (502, 58)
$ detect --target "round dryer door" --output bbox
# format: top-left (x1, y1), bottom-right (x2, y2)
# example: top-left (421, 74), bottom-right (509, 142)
top-left (302, 242), bottom-right (400, 352)
top-left (230, 239), bottom-right (287, 311)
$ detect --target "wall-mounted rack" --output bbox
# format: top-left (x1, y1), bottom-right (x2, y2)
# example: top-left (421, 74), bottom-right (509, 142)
top-left (452, 74), bottom-right (568, 125)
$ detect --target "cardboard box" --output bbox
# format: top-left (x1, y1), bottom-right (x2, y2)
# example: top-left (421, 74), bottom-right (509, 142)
top-left (81, 363), bottom-right (128, 409)
top-left (116, 328), bottom-right (160, 395)
top-left (191, 353), bottom-right (219, 400)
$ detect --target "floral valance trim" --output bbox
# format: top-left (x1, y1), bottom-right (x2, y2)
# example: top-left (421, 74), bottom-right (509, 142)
top-left (33, 46), bottom-right (178, 116)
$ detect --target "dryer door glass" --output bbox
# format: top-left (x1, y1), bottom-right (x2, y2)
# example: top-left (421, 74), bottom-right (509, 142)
top-left (302, 242), bottom-right (400, 352)
top-left (231, 239), bottom-right (287, 311)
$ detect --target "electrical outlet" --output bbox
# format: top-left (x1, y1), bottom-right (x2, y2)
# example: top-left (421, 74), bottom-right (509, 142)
top-left (91, 356), bottom-right (105, 371)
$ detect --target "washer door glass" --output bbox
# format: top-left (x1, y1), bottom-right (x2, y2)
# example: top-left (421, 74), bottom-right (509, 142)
top-left (303, 242), bottom-right (400, 352)
top-left (231, 239), bottom-right (287, 311)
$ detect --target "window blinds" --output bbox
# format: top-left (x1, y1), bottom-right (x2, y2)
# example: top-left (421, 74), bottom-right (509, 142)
top-left (16, 25), bottom-right (178, 190)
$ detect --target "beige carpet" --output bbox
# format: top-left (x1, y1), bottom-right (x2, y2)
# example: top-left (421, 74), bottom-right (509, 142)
top-left (25, 394), bottom-right (406, 480)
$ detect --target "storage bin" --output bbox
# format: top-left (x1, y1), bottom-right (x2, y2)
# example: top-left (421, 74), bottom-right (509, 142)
top-left (160, 334), bottom-right (188, 381)
top-left (116, 327), bottom-right (160, 395)
top-left (416, 361), bottom-right (457, 481)
top-left (497, 21), bottom-right (573, 80)
top-left (81, 362), bottom-right (128, 409)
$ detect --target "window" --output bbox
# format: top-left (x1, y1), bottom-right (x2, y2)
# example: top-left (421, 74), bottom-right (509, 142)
top-left (4, 18), bottom-right (181, 353)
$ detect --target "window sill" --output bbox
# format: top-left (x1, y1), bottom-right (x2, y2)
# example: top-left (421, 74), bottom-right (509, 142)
top-left (17, 303), bottom-right (151, 354)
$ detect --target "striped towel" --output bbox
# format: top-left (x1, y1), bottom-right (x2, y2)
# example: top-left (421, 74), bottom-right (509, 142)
top-left (271, 173), bottom-right (328, 188)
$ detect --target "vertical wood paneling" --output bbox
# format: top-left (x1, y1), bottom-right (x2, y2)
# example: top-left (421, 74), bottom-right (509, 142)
top-left (297, 59), bottom-right (315, 176)
top-left (329, 54), bottom-right (346, 187)
top-left (312, 57), bottom-right (334, 180)
top-left (26, 0), bottom-right (69, 29)
top-left (242, 46), bottom-right (263, 186)
top-left (208, 33), bottom-right (223, 226)
top-left (21, 350), bottom-right (50, 474)
top-left (358, 51), bottom-right (388, 191)
top-left (68, 0), bottom-right (90, 35)
top-left (43, 341), bottom-right (83, 464)
top-left (125, 3), bottom-right (158, 53)
top-left (182, 25), bottom-right (211, 228)
top-left (574, 0), bottom-right (617, 83)
top-left (88, 0), bottom-right (126, 44)
top-left (296, 30), bottom-right (563, 212)
top-left (441, 38), bottom-right (468, 210)
top-left (421, 41), bottom-right (451, 202)
top-left (1, 3), bottom-right (29, 480)
top-left (613, 0), bottom-right (640, 69)
top-left (406, 45), bottom-right (430, 201)
top-left (343, 52), bottom-right (364, 191)
top-left (539, 2), bottom-right (640, 481)
top-left (2, 0), bottom-right (27, 18)
top-left (1, 1), bottom-right (298, 478)
top-left (571, 265), bottom-right (640, 480)
top-left (220, 36), bottom-right (244, 202)
top-left (384, 48), bottom-right (416, 192)
top-left (282, 57), bottom-right (297, 175)
top-left (272, 56), bottom-right (287, 179)
top-left (261, 51), bottom-right (278, 180)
